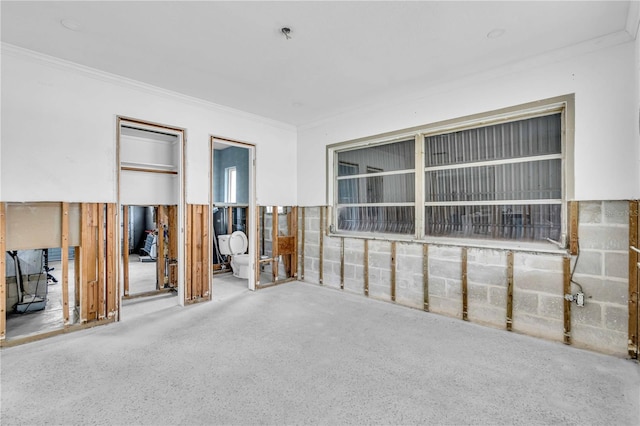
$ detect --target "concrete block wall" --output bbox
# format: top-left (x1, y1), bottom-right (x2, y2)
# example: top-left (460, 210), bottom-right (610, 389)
top-left (298, 201), bottom-right (631, 356)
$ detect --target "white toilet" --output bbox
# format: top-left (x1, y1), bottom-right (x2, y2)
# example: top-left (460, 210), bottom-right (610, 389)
top-left (217, 231), bottom-right (250, 279)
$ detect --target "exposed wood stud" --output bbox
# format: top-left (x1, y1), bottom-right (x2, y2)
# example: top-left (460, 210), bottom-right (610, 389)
top-left (157, 206), bottom-right (166, 291)
top-left (364, 239), bottom-right (369, 296)
top-left (422, 244), bottom-right (429, 312)
top-left (0, 203), bottom-right (6, 340)
top-left (319, 206), bottom-right (324, 285)
top-left (61, 203), bottom-right (70, 325)
top-left (97, 204), bottom-right (106, 319)
top-left (340, 238), bottom-right (345, 290)
top-left (105, 203), bottom-right (117, 317)
top-left (122, 205), bottom-right (130, 296)
top-left (202, 205), bottom-right (210, 299)
top-left (291, 207), bottom-right (298, 279)
top-left (563, 256), bottom-right (571, 345)
top-left (569, 201), bottom-right (579, 255)
top-left (168, 205), bottom-right (178, 288)
top-left (506, 251), bottom-right (514, 331)
top-left (462, 247), bottom-right (468, 321)
top-left (629, 200), bottom-right (639, 358)
top-left (391, 242), bottom-right (397, 302)
top-left (272, 206), bottom-right (279, 283)
top-left (185, 204), bottom-right (192, 301)
top-left (255, 206), bottom-right (261, 287)
top-left (74, 247), bottom-right (80, 313)
top-left (300, 207), bottom-right (305, 280)
top-left (193, 205), bottom-right (203, 299)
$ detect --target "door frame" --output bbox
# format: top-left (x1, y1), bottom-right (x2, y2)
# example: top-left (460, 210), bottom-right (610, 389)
top-left (210, 136), bottom-right (257, 291)
top-left (116, 117), bottom-right (186, 310)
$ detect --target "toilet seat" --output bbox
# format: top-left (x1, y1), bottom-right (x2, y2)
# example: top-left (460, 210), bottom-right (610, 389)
top-left (228, 231), bottom-right (248, 255)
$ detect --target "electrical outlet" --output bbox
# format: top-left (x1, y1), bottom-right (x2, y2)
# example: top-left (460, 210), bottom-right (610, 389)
top-left (576, 292), bottom-right (584, 307)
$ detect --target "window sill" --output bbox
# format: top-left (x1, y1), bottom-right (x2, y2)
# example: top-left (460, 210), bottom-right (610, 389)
top-left (327, 231), bottom-right (568, 255)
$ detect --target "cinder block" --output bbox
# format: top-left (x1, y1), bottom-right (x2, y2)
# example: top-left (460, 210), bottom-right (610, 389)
top-left (324, 246), bottom-right (341, 262)
top-left (445, 279), bottom-right (462, 297)
top-left (538, 294), bottom-right (563, 320)
top-left (429, 258), bottom-right (461, 280)
top-left (344, 238), bottom-right (364, 251)
top-left (604, 252), bottom-right (628, 279)
top-left (467, 305), bottom-right (505, 329)
top-left (604, 305), bottom-right (628, 332)
top-left (343, 276), bottom-right (364, 294)
top-left (304, 244), bottom-right (319, 259)
top-left (571, 301), bottom-right (602, 328)
top-left (467, 248), bottom-right (507, 266)
top-left (344, 250), bottom-right (364, 265)
top-left (308, 217), bottom-right (320, 231)
top-left (511, 312), bottom-right (563, 342)
top-left (467, 263), bottom-right (507, 286)
top-left (369, 252), bottom-right (391, 269)
top-left (512, 290), bottom-right (538, 315)
top-left (305, 230), bottom-right (320, 245)
top-left (572, 324), bottom-right (626, 356)
top-left (369, 240), bottom-right (391, 254)
top-left (513, 269), bottom-right (563, 296)
top-left (397, 242), bottom-right (422, 256)
top-left (572, 250), bottom-right (602, 276)
top-left (429, 295), bottom-right (462, 319)
top-left (488, 286), bottom-right (507, 308)
top-left (397, 255), bottom-right (422, 273)
top-left (468, 283), bottom-right (489, 303)
top-left (515, 253), bottom-right (563, 271)
top-left (579, 225), bottom-right (628, 251)
top-left (579, 201), bottom-right (602, 224)
top-left (304, 207), bottom-right (320, 219)
top-left (429, 245), bottom-right (462, 260)
top-left (603, 201), bottom-right (630, 225)
top-left (428, 276), bottom-right (447, 297)
top-left (571, 276), bottom-right (627, 305)
top-left (343, 263), bottom-right (356, 280)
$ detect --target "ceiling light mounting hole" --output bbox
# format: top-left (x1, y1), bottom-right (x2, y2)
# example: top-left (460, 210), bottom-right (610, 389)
top-left (281, 27), bottom-right (292, 40)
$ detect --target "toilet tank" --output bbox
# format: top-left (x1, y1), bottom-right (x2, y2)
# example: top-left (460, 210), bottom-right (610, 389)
top-left (218, 235), bottom-right (232, 255)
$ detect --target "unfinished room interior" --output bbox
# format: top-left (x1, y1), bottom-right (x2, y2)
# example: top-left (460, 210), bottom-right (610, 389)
top-left (1, 1), bottom-right (639, 424)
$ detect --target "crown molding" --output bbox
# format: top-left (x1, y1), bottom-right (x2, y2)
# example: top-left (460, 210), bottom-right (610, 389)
top-left (0, 43), bottom-right (296, 133)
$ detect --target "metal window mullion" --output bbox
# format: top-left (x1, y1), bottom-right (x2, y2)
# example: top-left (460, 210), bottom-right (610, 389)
top-left (415, 134), bottom-right (425, 239)
top-left (424, 153), bottom-right (562, 172)
top-left (336, 169), bottom-right (415, 180)
top-left (424, 199), bottom-right (562, 207)
top-left (338, 202), bottom-right (416, 208)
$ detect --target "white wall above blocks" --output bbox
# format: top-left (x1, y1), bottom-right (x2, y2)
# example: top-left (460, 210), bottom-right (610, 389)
top-left (0, 46), bottom-right (297, 206)
top-left (297, 41), bottom-right (640, 206)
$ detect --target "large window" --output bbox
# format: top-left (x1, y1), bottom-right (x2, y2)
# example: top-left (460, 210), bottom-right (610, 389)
top-left (328, 97), bottom-right (571, 245)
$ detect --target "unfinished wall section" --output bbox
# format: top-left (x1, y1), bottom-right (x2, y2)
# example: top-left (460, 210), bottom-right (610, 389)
top-left (298, 201), bottom-right (631, 357)
top-left (571, 201), bottom-right (629, 352)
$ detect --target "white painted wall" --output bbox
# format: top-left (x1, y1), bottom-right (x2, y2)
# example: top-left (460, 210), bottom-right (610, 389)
top-left (297, 41), bottom-right (639, 205)
top-left (1, 45), bottom-right (297, 206)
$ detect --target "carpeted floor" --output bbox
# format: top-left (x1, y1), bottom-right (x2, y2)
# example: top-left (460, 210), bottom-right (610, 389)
top-left (1, 281), bottom-right (638, 425)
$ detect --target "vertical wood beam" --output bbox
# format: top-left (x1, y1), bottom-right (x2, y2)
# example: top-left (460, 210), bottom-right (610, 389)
top-left (422, 244), bottom-right (429, 312)
top-left (185, 204), bottom-right (192, 301)
top-left (300, 207), bottom-right (305, 280)
top-left (97, 204), bottom-right (106, 319)
top-left (629, 200), bottom-right (639, 358)
top-left (157, 205), bottom-right (166, 290)
top-left (0, 203), bottom-right (5, 340)
top-left (319, 206), bottom-right (324, 285)
top-left (506, 251), bottom-right (514, 331)
top-left (461, 247), bottom-right (468, 321)
top-left (255, 206), bottom-right (261, 287)
top-left (168, 205), bottom-right (178, 288)
top-left (74, 247), bottom-right (80, 312)
top-left (272, 206), bottom-right (279, 282)
top-left (61, 203), bottom-right (70, 325)
top-left (291, 206), bottom-right (298, 279)
top-left (122, 205), bottom-right (129, 297)
top-left (364, 239), bottom-right (369, 296)
top-left (340, 238), bottom-right (345, 290)
top-left (193, 205), bottom-right (203, 299)
top-left (202, 205), bottom-right (210, 299)
top-left (105, 203), bottom-right (117, 317)
top-left (569, 201), bottom-right (579, 255)
top-left (563, 256), bottom-right (571, 345)
top-left (390, 241), bottom-right (397, 302)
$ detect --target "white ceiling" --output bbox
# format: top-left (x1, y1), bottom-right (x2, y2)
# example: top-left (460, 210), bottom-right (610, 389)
top-left (1, 1), bottom-right (637, 126)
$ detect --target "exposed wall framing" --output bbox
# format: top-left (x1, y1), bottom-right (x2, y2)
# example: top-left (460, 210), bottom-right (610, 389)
top-left (390, 242), bottom-right (397, 302)
top-left (1, 202), bottom-right (117, 345)
top-left (629, 200), bottom-right (639, 358)
top-left (422, 244), bottom-right (429, 311)
top-left (461, 247), bottom-right (468, 321)
top-left (563, 256), bottom-right (571, 345)
top-left (506, 251), bottom-right (514, 331)
top-left (256, 206), bottom-right (298, 289)
top-left (300, 207), bottom-right (305, 280)
top-left (568, 201), bottom-right (579, 255)
top-left (186, 204), bottom-right (210, 303)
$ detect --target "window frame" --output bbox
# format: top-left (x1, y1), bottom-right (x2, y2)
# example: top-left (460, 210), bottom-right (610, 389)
top-left (326, 95), bottom-right (574, 251)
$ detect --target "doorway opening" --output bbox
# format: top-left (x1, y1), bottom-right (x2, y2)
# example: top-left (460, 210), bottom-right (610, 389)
top-left (118, 118), bottom-right (185, 313)
top-left (211, 137), bottom-right (256, 297)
